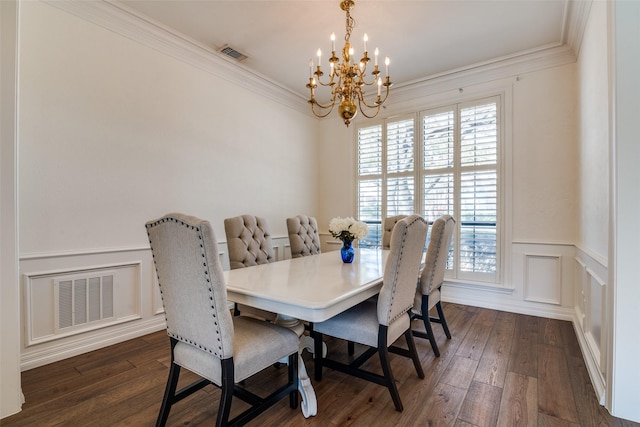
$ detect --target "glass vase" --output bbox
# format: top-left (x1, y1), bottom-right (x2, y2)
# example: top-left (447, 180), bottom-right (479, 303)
top-left (340, 240), bottom-right (355, 263)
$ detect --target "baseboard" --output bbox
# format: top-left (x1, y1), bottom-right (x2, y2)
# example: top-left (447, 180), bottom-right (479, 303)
top-left (571, 309), bottom-right (607, 405)
top-left (442, 282), bottom-right (575, 321)
top-left (20, 316), bottom-right (166, 371)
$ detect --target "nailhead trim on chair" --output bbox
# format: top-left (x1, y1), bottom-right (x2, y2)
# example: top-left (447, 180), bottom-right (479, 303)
top-left (146, 215), bottom-right (225, 357)
top-left (384, 215), bottom-right (425, 324)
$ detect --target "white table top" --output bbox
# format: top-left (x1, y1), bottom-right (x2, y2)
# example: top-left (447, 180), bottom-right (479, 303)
top-left (224, 248), bottom-right (389, 323)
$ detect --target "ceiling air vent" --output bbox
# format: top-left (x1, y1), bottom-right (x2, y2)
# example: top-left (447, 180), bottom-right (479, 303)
top-left (219, 45), bottom-right (248, 62)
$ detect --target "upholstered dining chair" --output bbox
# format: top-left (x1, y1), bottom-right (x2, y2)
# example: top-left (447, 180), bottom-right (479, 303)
top-left (345, 214), bottom-right (408, 356)
top-left (311, 214), bottom-right (428, 412)
top-left (410, 214), bottom-right (455, 357)
top-left (382, 215), bottom-right (408, 249)
top-left (224, 214), bottom-right (277, 320)
top-left (286, 215), bottom-right (321, 258)
top-left (145, 213), bottom-right (299, 427)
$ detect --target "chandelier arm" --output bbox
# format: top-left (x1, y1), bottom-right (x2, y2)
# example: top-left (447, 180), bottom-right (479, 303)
top-left (311, 96), bottom-right (338, 109)
top-left (376, 83), bottom-right (392, 104)
top-left (315, 79), bottom-right (335, 88)
top-left (358, 97), bottom-right (382, 109)
top-left (315, 71), bottom-right (336, 87)
top-left (356, 102), bottom-right (381, 119)
top-left (310, 100), bottom-right (337, 118)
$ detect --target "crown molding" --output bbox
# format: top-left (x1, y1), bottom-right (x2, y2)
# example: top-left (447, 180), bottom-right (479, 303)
top-left (386, 43), bottom-right (577, 106)
top-left (44, 0), bottom-right (587, 121)
top-left (43, 0), bottom-right (310, 115)
top-left (563, 0), bottom-right (593, 58)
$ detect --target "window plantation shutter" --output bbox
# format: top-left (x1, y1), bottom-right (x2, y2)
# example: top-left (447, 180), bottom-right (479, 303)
top-left (357, 124), bottom-right (383, 248)
top-left (421, 98), bottom-right (499, 282)
top-left (458, 102), bottom-right (498, 276)
top-left (355, 95), bottom-right (500, 282)
top-left (386, 118), bottom-right (415, 216)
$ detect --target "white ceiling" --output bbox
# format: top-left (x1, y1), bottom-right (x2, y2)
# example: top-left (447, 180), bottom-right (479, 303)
top-left (113, 0), bottom-right (574, 99)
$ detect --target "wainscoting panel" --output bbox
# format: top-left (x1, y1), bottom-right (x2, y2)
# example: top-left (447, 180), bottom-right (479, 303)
top-left (574, 257), bottom-right (587, 330)
top-left (523, 253), bottom-right (562, 304)
top-left (586, 267), bottom-right (606, 374)
top-left (24, 263), bottom-right (142, 347)
top-left (19, 236), bottom-right (293, 370)
top-left (573, 246), bottom-right (608, 404)
top-left (20, 247), bottom-right (162, 370)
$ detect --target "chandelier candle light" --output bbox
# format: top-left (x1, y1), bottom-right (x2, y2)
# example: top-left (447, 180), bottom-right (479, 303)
top-left (306, 0), bottom-right (392, 127)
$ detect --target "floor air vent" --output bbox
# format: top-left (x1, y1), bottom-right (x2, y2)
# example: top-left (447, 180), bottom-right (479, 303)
top-left (56, 274), bottom-right (114, 329)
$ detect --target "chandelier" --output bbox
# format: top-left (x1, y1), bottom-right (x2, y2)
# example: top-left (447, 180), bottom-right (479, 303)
top-left (306, 0), bottom-right (391, 127)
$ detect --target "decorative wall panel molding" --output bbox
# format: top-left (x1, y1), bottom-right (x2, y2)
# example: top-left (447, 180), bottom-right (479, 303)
top-left (23, 262), bottom-right (142, 347)
top-left (573, 248), bottom-right (607, 405)
top-left (523, 253), bottom-right (562, 305)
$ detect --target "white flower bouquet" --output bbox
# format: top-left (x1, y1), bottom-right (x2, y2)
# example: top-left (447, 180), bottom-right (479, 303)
top-left (328, 217), bottom-right (368, 245)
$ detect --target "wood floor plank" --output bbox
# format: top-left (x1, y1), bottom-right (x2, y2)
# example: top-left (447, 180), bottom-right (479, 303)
top-left (538, 412), bottom-right (581, 427)
top-left (508, 314), bottom-right (540, 378)
top-left (439, 355), bottom-right (479, 390)
top-left (559, 320), bottom-right (582, 358)
top-left (4, 304), bottom-right (637, 427)
top-left (474, 310), bottom-right (516, 387)
top-left (537, 344), bottom-right (579, 423)
top-left (564, 350), bottom-right (622, 427)
top-left (452, 307), bottom-right (496, 361)
top-left (496, 372), bottom-right (538, 427)
top-left (414, 382), bottom-right (467, 427)
top-left (539, 317), bottom-right (565, 347)
top-left (457, 380), bottom-right (502, 427)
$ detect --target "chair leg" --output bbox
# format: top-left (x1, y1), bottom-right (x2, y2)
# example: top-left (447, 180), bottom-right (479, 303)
top-left (156, 361), bottom-right (180, 427)
top-left (422, 295), bottom-right (441, 357)
top-left (312, 331), bottom-right (324, 381)
top-left (436, 300), bottom-right (452, 339)
top-left (216, 358), bottom-right (234, 427)
top-left (347, 341), bottom-right (355, 355)
top-left (422, 312), bottom-right (440, 357)
top-left (377, 326), bottom-right (403, 412)
top-left (404, 329), bottom-right (424, 379)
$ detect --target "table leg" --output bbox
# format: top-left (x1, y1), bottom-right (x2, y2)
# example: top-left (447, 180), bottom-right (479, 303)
top-left (275, 315), bottom-right (317, 418)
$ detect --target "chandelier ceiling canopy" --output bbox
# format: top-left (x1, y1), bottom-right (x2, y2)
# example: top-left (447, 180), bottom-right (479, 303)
top-left (306, 0), bottom-right (391, 127)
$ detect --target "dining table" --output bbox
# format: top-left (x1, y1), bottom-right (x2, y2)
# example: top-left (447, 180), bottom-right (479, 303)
top-left (223, 247), bottom-right (389, 418)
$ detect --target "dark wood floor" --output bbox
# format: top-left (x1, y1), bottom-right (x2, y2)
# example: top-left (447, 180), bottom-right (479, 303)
top-left (4, 303), bottom-right (638, 427)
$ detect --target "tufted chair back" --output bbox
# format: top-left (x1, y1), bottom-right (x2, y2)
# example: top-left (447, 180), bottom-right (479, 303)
top-left (382, 215), bottom-right (408, 249)
top-left (286, 215), bottom-right (321, 258)
top-left (224, 215), bottom-right (275, 269)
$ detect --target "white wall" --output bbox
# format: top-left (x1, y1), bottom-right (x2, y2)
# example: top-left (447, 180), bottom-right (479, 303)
top-left (578, 0), bottom-right (609, 261)
top-left (511, 65), bottom-right (578, 244)
top-left (19, 1), bottom-right (319, 254)
top-left (13, 0), bottom-right (320, 380)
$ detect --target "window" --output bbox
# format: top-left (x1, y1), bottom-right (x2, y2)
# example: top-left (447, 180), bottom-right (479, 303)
top-left (356, 96), bottom-right (500, 283)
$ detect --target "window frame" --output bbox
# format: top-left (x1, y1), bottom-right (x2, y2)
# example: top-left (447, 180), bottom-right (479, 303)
top-left (355, 93), bottom-right (506, 286)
